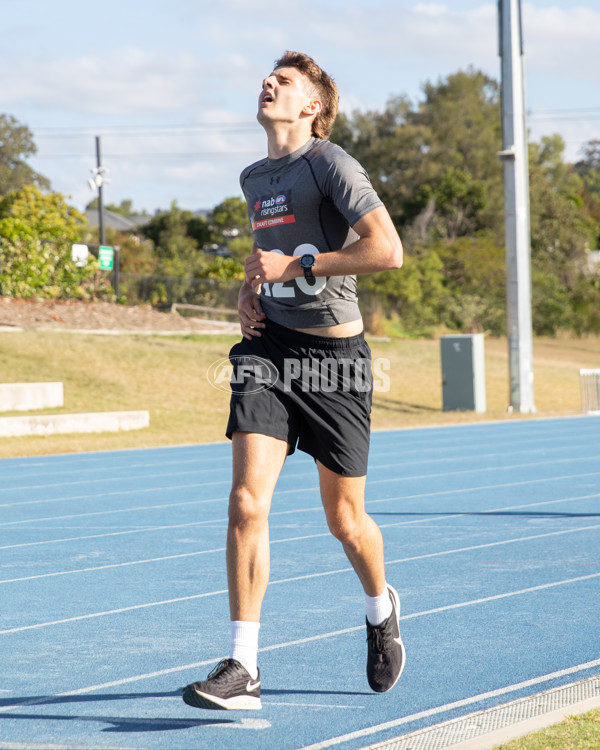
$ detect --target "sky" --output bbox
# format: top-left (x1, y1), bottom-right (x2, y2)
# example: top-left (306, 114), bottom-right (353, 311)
top-left (3, 0), bottom-right (600, 216)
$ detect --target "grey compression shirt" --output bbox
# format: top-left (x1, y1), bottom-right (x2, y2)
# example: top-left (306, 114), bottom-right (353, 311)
top-left (240, 138), bottom-right (383, 328)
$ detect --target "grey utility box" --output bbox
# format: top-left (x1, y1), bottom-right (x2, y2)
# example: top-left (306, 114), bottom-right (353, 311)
top-left (441, 334), bottom-right (486, 412)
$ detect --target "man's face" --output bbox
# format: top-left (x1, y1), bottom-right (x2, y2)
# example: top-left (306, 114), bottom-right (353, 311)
top-left (257, 66), bottom-right (316, 127)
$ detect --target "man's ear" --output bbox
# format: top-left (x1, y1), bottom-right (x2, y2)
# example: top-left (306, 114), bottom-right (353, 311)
top-left (303, 99), bottom-right (322, 116)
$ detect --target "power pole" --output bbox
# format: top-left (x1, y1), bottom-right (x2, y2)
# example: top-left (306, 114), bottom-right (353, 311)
top-left (498, 0), bottom-right (536, 413)
top-left (89, 136), bottom-right (109, 246)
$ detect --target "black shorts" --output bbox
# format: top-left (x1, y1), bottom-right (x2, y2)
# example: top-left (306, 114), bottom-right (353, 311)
top-left (225, 319), bottom-right (373, 477)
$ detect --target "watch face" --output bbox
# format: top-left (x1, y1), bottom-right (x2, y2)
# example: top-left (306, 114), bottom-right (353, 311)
top-left (300, 254), bottom-right (315, 268)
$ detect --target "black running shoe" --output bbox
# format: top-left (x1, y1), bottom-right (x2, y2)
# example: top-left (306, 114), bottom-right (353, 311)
top-left (366, 584), bottom-right (405, 692)
top-left (182, 659), bottom-right (262, 710)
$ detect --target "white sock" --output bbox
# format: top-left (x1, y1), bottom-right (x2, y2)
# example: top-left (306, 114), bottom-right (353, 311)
top-left (230, 620), bottom-right (260, 679)
top-left (365, 585), bottom-right (392, 626)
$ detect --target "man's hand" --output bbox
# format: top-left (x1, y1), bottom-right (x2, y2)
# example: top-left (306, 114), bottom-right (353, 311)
top-left (238, 282), bottom-right (266, 339)
top-left (245, 249), bottom-right (299, 289)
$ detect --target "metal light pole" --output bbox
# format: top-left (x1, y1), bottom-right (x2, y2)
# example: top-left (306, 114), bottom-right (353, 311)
top-left (89, 136), bottom-right (109, 246)
top-left (498, 0), bottom-right (536, 413)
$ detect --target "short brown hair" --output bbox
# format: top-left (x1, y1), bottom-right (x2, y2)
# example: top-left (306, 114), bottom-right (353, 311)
top-left (273, 51), bottom-right (339, 140)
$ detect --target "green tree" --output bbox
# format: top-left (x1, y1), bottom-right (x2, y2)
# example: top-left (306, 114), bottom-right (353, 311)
top-left (227, 235), bottom-right (254, 264)
top-left (407, 167), bottom-right (488, 241)
top-left (433, 235), bottom-right (506, 334)
top-left (198, 256), bottom-right (244, 282)
top-left (0, 114), bottom-right (50, 196)
top-left (0, 185), bottom-right (110, 299)
top-left (529, 135), bottom-right (597, 288)
top-left (574, 139), bottom-right (600, 233)
top-left (210, 196), bottom-right (252, 263)
top-left (358, 249), bottom-right (445, 335)
top-left (331, 69), bottom-right (503, 241)
top-left (141, 202), bottom-right (207, 275)
top-left (211, 196), bottom-right (250, 236)
top-left (332, 69), bottom-right (600, 336)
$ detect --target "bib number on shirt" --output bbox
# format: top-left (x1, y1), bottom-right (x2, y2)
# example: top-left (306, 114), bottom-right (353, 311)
top-left (261, 244), bottom-right (327, 298)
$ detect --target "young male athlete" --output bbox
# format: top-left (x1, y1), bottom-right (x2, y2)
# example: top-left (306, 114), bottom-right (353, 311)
top-left (183, 51), bottom-right (404, 711)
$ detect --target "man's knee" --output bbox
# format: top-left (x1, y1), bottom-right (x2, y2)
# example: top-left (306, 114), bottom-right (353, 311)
top-left (228, 485), bottom-right (270, 528)
top-left (326, 506), bottom-right (366, 549)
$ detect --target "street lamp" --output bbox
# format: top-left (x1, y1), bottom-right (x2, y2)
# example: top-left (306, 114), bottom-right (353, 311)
top-left (88, 136), bottom-right (110, 245)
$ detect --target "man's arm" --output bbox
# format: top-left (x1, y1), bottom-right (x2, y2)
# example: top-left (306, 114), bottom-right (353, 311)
top-left (244, 206), bottom-right (402, 288)
top-left (238, 242), bottom-right (266, 339)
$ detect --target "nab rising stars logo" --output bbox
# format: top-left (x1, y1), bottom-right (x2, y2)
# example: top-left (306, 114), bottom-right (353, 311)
top-left (251, 190), bottom-right (295, 230)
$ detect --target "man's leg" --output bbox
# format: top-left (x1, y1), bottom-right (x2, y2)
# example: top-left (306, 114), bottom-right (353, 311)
top-left (317, 460), bottom-right (405, 693)
top-left (183, 431), bottom-right (288, 711)
top-left (317, 462), bottom-right (385, 595)
top-left (227, 431), bottom-right (289, 622)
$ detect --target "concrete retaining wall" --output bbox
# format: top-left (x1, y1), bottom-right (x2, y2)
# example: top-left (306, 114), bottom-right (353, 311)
top-left (0, 382), bottom-right (64, 412)
top-left (0, 410), bottom-right (150, 437)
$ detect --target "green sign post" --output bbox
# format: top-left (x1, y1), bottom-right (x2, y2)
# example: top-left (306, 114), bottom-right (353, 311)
top-left (98, 245), bottom-right (114, 270)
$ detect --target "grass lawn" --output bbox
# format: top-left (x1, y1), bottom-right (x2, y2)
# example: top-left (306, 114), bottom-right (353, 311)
top-left (0, 330), bottom-right (598, 458)
top-left (492, 708), bottom-right (600, 749)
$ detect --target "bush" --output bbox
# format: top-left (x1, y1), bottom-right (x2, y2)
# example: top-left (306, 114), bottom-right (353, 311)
top-left (0, 186), bottom-right (112, 300)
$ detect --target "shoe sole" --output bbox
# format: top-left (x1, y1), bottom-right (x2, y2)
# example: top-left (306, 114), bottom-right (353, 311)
top-left (182, 684), bottom-right (262, 711)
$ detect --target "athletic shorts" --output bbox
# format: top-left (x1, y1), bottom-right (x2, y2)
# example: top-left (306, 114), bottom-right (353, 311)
top-left (225, 319), bottom-right (373, 477)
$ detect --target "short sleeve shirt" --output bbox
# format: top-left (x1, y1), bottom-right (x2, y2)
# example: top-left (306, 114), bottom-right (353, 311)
top-left (240, 137), bottom-right (383, 328)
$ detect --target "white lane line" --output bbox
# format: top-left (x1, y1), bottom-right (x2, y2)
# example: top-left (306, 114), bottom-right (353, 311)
top-left (0, 453), bottom-right (231, 482)
top-left (368, 467), bottom-right (600, 489)
top-left (0, 485), bottom-right (231, 519)
top-left (0, 493), bottom-right (230, 526)
top-left (0, 744), bottom-right (140, 749)
top-left (2, 512), bottom-right (599, 585)
top-left (385, 521), bottom-right (600, 567)
top-left (2, 444), bottom-right (595, 498)
top-left (268, 702), bottom-right (362, 709)
top-left (4, 460), bottom-right (600, 530)
top-left (3, 449), bottom-right (599, 515)
top-left (0, 467), bottom-right (233, 494)
top-left (2, 550), bottom-right (600, 636)
top-left (0, 589), bottom-right (228, 634)
top-left (296, 658), bottom-right (600, 750)
top-left (372, 448), bottom-right (600, 473)
top-left (371, 426), bottom-right (600, 456)
top-left (2, 627), bottom-right (600, 727)
top-left (0, 479), bottom-right (318, 523)
top-left (1, 484), bottom-right (598, 551)
top-left (0, 466), bottom-right (314, 508)
top-left (0, 485), bottom-right (227, 513)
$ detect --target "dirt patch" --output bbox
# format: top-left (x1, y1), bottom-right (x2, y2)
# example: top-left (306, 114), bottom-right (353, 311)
top-left (0, 297), bottom-right (240, 335)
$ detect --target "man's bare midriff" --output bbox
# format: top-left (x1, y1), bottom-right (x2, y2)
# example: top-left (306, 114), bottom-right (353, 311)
top-left (290, 318), bottom-right (364, 338)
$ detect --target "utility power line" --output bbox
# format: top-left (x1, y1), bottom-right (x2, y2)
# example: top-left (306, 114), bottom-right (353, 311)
top-left (33, 123), bottom-right (259, 138)
top-left (29, 106), bottom-right (600, 140)
top-left (33, 151), bottom-right (261, 160)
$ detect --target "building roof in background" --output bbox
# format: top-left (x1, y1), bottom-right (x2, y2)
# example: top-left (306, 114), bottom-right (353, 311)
top-left (85, 209), bottom-right (148, 232)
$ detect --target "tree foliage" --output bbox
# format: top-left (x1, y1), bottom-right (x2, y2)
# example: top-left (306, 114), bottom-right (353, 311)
top-left (1, 71), bottom-right (599, 336)
top-left (0, 186), bottom-right (111, 299)
top-left (334, 69), bottom-right (600, 336)
top-left (0, 114), bottom-right (50, 196)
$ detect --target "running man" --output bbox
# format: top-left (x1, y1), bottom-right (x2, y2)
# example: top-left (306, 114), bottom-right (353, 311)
top-left (183, 51), bottom-right (404, 711)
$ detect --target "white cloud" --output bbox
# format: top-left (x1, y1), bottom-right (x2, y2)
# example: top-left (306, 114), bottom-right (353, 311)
top-left (1, 47), bottom-right (257, 116)
top-left (523, 5), bottom-right (600, 79)
top-left (7, 1), bottom-right (600, 212)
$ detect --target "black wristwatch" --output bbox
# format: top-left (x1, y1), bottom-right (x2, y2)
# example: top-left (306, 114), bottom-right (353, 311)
top-left (300, 254), bottom-right (316, 283)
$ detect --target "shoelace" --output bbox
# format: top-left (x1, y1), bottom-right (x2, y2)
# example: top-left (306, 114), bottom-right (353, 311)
top-left (366, 623), bottom-right (387, 655)
top-left (206, 658), bottom-right (234, 681)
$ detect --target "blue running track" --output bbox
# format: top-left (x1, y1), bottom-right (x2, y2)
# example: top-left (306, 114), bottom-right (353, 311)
top-left (1, 415), bottom-right (599, 750)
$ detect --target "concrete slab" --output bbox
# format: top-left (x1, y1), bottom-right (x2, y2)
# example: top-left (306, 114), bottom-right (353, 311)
top-left (0, 382), bottom-right (64, 412)
top-left (0, 410), bottom-right (150, 437)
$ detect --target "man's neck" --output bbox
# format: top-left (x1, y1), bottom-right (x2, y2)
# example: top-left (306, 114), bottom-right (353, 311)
top-left (265, 125), bottom-right (314, 160)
